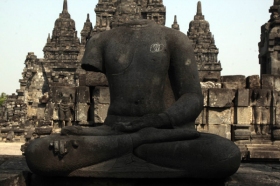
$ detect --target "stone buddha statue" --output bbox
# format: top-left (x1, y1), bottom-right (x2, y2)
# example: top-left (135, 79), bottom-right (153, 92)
top-left (25, 1), bottom-right (240, 179)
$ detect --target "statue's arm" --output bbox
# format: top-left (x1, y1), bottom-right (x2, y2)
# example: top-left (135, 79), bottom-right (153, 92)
top-left (163, 31), bottom-right (203, 129)
top-left (81, 33), bottom-right (105, 73)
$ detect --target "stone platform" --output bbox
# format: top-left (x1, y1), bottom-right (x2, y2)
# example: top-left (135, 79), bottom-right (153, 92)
top-left (1, 155), bottom-right (280, 186)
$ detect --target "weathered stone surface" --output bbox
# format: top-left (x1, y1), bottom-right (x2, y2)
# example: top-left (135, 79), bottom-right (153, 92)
top-left (276, 107), bottom-right (280, 125)
top-left (208, 108), bottom-right (233, 124)
top-left (229, 163), bottom-right (280, 185)
top-left (93, 87), bottom-right (110, 124)
top-left (232, 125), bottom-right (251, 141)
top-left (201, 89), bottom-right (208, 107)
top-left (187, 2), bottom-right (221, 82)
top-left (273, 128), bottom-right (280, 140)
top-left (86, 72), bottom-right (108, 87)
top-left (235, 89), bottom-right (250, 107)
top-left (250, 89), bottom-right (272, 107)
top-left (93, 86), bottom-right (110, 104)
top-left (77, 86), bottom-right (90, 103)
top-left (252, 107), bottom-right (271, 125)
top-left (195, 108), bottom-right (206, 125)
top-left (275, 75), bottom-right (280, 91)
top-left (247, 144), bottom-right (280, 159)
top-left (246, 75), bottom-right (260, 89)
top-left (76, 103), bottom-right (90, 123)
top-left (208, 89), bottom-right (235, 108)
top-left (197, 124), bottom-right (231, 140)
top-left (262, 74), bottom-right (275, 89)
top-left (200, 82), bottom-right (221, 89)
top-left (221, 75), bottom-right (246, 89)
top-left (236, 107), bottom-right (253, 125)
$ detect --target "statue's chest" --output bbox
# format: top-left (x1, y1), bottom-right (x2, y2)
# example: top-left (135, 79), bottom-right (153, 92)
top-left (104, 40), bottom-right (169, 76)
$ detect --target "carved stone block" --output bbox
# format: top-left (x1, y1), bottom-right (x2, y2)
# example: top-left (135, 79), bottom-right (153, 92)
top-left (52, 104), bottom-right (59, 120)
top-left (252, 107), bottom-right (271, 125)
top-left (195, 108), bottom-right (207, 125)
top-left (232, 125), bottom-right (251, 141)
top-left (94, 104), bottom-right (109, 124)
top-left (208, 108), bottom-right (233, 124)
top-left (77, 86), bottom-right (90, 103)
top-left (93, 87), bottom-right (110, 124)
top-left (36, 107), bottom-right (45, 120)
top-left (76, 103), bottom-right (89, 122)
top-left (250, 89), bottom-right (272, 107)
top-left (94, 86), bottom-right (110, 104)
top-left (35, 127), bottom-right (52, 135)
top-left (27, 106), bottom-right (37, 118)
top-left (51, 87), bottom-right (76, 103)
top-left (197, 124), bottom-right (231, 140)
top-left (221, 75), bottom-right (246, 89)
top-left (261, 74), bottom-right (274, 89)
top-left (235, 89), bottom-right (250, 107)
top-left (79, 74), bottom-right (87, 86)
top-left (208, 89), bottom-right (235, 108)
top-left (273, 128), bottom-right (280, 140)
top-left (86, 72), bottom-right (108, 87)
top-left (236, 107), bottom-right (253, 125)
top-left (275, 76), bottom-right (280, 91)
top-left (201, 89), bottom-right (208, 107)
top-left (246, 75), bottom-right (260, 89)
top-left (200, 82), bottom-right (221, 89)
top-left (275, 107), bottom-right (280, 125)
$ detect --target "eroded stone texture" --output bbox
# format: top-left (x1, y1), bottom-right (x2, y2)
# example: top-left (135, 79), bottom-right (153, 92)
top-left (93, 0), bottom-right (166, 34)
top-left (200, 81), bottom-right (222, 89)
top-left (246, 75), bottom-right (260, 89)
top-left (208, 89), bottom-right (235, 108)
top-left (236, 107), bottom-right (253, 125)
top-left (235, 89), bottom-right (250, 107)
top-left (86, 72), bottom-right (108, 87)
top-left (259, 1), bottom-right (280, 76)
top-left (197, 124), bottom-right (231, 140)
top-left (221, 75), bottom-right (246, 89)
top-left (93, 87), bottom-right (110, 124)
top-left (208, 108), bottom-right (233, 125)
top-left (187, 2), bottom-right (222, 82)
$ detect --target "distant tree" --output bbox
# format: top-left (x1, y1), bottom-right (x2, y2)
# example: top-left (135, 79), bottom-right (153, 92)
top-left (0, 92), bottom-right (7, 106)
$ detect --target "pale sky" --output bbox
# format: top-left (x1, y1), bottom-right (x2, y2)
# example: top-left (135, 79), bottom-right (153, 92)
top-left (0, 0), bottom-right (273, 94)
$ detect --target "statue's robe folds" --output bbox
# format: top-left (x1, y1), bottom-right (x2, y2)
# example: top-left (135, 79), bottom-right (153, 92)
top-left (25, 20), bottom-right (241, 179)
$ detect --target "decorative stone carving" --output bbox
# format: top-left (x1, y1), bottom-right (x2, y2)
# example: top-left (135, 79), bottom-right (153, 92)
top-left (187, 1), bottom-right (222, 82)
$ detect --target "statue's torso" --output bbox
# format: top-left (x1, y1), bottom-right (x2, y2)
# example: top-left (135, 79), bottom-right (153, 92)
top-left (103, 22), bottom-right (171, 117)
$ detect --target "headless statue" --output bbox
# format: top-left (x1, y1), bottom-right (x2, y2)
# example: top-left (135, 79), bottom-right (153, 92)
top-left (25, 2), bottom-right (240, 179)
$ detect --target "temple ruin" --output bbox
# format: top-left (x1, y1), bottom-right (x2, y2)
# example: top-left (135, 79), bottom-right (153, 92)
top-left (0, 0), bottom-right (280, 160)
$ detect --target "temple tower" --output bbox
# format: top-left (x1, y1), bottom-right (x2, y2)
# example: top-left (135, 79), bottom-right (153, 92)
top-left (187, 1), bottom-right (222, 82)
top-left (142, 0), bottom-right (166, 25)
top-left (92, 0), bottom-right (166, 34)
top-left (259, 0), bottom-right (280, 75)
top-left (80, 14), bottom-right (93, 45)
top-left (43, 0), bottom-right (80, 63)
top-left (42, 0), bottom-right (81, 88)
top-left (171, 15), bottom-right (180, 31)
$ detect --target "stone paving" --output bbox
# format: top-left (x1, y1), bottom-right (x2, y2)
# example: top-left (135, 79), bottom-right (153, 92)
top-left (0, 143), bottom-right (23, 156)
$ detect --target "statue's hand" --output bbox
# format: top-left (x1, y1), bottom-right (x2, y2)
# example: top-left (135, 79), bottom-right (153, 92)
top-left (113, 114), bottom-right (163, 132)
top-left (49, 140), bottom-right (79, 158)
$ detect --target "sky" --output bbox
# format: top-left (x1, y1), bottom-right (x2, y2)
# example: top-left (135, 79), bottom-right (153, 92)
top-left (0, 0), bottom-right (274, 94)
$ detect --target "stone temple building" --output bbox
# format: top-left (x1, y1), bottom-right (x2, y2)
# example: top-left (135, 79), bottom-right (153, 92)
top-left (1, 0), bottom-right (280, 160)
top-left (187, 1), bottom-right (222, 82)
